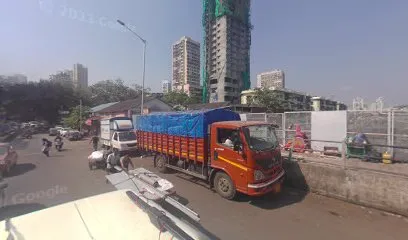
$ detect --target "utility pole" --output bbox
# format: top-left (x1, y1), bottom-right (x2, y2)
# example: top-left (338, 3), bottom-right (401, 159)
top-left (79, 99), bottom-right (82, 132)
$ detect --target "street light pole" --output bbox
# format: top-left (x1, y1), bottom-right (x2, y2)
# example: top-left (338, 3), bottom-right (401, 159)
top-left (117, 19), bottom-right (147, 115)
top-left (79, 99), bottom-right (82, 132)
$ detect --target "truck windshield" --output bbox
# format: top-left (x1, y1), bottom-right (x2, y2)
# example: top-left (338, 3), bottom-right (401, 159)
top-left (118, 132), bottom-right (136, 141)
top-left (243, 125), bottom-right (279, 151)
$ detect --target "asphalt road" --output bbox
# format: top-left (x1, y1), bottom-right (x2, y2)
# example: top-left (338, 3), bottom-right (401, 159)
top-left (1, 134), bottom-right (408, 240)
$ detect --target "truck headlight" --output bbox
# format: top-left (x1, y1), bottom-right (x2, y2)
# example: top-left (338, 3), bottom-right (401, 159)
top-left (254, 170), bottom-right (265, 181)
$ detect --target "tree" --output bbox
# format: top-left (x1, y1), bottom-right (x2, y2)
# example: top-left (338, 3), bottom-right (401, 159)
top-left (89, 79), bottom-right (149, 106)
top-left (253, 88), bottom-right (287, 113)
top-left (63, 105), bottom-right (91, 130)
top-left (0, 80), bottom-right (83, 124)
top-left (163, 90), bottom-right (201, 110)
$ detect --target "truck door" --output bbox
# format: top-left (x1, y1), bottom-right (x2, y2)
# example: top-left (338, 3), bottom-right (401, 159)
top-left (112, 132), bottom-right (119, 149)
top-left (211, 127), bottom-right (247, 193)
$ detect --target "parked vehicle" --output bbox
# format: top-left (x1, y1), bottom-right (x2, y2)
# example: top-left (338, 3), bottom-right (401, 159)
top-left (22, 131), bottom-right (32, 139)
top-left (59, 128), bottom-right (72, 137)
top-left (67, 131), bottom-right (81, 141)
top-left (100, 117), bottom-right (137, 153)
top-left (49, 128), bottom-right (59, 136)
top-left (135, 109), bottom-right (285, 199)
top-left (0, 143), bottom-right (18, 177)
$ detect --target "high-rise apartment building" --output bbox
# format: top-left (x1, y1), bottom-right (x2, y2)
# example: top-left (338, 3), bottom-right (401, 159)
top-left (257, 69), bottom-right (285, 89)
top-left (172, 36), bottom-right (201, 97)
top-left (73, 63), bottom-right (88, 88)
top-left (50, 70), bottom-right (73, 85)
top-left (202, 0), bottom-right (252, 103)
top-left (162, 80), bottom-right (171, 94)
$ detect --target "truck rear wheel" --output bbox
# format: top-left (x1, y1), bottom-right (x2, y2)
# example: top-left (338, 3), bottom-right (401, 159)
top-left (214, 172), bottom-right (236, 200)
top-left (155, 155), bottom-right (168, 173)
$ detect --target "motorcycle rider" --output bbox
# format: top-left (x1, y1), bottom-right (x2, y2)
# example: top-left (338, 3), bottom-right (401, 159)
top-left (54, 133), bottom-right (63, 150)
top-left (41, 138), bottom-right (52, 157)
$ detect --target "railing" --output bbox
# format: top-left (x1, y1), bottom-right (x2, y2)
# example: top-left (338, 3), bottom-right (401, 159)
top-left (241, 110), bottom-right (408, 163)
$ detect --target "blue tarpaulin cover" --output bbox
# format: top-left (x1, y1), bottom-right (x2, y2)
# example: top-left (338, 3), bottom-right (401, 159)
top-left (134, 109), bottom-right (240, 138)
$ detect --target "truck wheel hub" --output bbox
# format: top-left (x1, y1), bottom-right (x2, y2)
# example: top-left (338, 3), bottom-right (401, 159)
top-left (219, 178), bottom-right (230, 192)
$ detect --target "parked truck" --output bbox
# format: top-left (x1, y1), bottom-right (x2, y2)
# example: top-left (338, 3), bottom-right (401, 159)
top-left (135, 109), bottom-right (285, 199)
top-left (100, 117), bottom-right (137, 152)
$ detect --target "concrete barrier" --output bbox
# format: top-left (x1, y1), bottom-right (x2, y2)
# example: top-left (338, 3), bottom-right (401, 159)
top-left (283, 155), bottom-right (408, 216)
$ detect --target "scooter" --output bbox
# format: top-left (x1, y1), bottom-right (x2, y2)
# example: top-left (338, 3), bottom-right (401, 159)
top-left (55, 139), bottom-right (63, 152)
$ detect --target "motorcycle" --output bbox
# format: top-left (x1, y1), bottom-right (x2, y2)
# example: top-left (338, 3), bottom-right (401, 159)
top-left (55, 139), bottom-right (63, 152)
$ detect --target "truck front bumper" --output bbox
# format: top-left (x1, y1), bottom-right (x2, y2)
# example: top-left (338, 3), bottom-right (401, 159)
top-left (246, 170), bottom-right (285, 196)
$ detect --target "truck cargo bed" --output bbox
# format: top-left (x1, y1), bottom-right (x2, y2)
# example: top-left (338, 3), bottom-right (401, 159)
top-left (137, 131), bottom-right (207, 163)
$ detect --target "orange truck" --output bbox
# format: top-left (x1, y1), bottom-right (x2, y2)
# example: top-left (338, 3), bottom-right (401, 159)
top-left (135, 109), bottom-right (285, 199)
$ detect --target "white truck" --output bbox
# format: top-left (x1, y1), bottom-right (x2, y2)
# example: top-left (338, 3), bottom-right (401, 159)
top-left (100, 117), bottom-right (137, 152)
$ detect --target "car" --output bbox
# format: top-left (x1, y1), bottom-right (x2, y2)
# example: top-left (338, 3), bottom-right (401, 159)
top-left (49, 128), bottom-right (59, 136)
top-left (0, 143), bottom-right (18, 177)
top-left (59, 128), bottom-right (72, 137)
top-left (68, 131), bottom-right (81, 141)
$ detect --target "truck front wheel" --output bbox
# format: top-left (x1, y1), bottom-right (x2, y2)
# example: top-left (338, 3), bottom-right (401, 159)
top-left (214, 172), bottom-right (236, 200)
top-left (155, 155), bottom-right (168, 173)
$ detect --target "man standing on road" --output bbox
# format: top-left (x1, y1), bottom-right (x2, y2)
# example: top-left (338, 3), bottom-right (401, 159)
top-left (89, 134), bottom-right (99, 151)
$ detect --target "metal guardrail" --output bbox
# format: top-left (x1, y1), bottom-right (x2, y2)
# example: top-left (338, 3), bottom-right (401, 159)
top-left (283, 138), bottom-right (408, 163)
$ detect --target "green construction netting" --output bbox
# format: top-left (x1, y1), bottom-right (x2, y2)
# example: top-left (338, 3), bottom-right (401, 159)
top-left (202, 0), bottom-right (252, 102)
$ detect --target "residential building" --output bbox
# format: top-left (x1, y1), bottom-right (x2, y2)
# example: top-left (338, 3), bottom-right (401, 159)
top-left (0, 74), bottom-right (28, 85)
top-left (202, 0), bottom-right (252, 104)
top-left (49, 70), bottom-right (73, 85)
top-left (73, 63), bottom-right (88, 88)
top-left (257, 69), bottom-right (285, 89)
top-left (162, 80), bottom-right (171, 94)
top-left (241, 88), bottom-right (347, 112)
top-left (172, 36), bottom-right (201, 97)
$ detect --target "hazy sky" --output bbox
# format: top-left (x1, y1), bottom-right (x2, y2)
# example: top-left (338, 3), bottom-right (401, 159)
top-left (1, 0), bottom-right (407, 105)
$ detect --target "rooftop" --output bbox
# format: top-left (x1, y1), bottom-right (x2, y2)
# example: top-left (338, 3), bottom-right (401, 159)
top-left (97, 95), bottom-right (169, 113)
top-left (90, 102), bottom-right (118, 113)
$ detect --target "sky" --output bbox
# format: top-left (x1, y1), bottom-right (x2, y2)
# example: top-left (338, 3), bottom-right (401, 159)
top-left (0, 0), bottom-right (407, 106)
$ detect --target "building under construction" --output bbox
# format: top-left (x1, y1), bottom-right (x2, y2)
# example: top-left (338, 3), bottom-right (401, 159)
top-left (202, 0), bottom-right (252, 103)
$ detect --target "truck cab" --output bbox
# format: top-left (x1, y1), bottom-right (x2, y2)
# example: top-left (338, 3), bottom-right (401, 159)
top-left (210, 121), bottom-right (284, 198)
top-left (100, 117), bottom-right (137, 152)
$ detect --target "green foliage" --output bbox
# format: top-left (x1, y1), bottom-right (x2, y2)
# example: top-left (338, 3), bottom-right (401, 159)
top-left (89, 79), bottom-right (149, 106)
top-left (0, 81), bottom-right (89, 124)
top-left (163, 90), bottom-right (201, 110)
top-left (253, 88), bottom-right (287, 113)
top-left (63, 105), bottom-right (91, 130)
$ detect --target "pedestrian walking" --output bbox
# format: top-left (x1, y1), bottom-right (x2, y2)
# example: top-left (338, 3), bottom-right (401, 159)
top-left (89, 134), bottom-right (99, 151)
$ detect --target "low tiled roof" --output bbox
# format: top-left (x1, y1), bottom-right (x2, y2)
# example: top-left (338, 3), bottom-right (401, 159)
top-left (97, 95), bottom-right (170, 113)
top-left (90, 102), bottom-right (118, 113)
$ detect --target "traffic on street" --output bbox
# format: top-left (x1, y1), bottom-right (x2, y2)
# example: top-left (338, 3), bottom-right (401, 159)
top-left (1, 131), bottom-right (407, 240)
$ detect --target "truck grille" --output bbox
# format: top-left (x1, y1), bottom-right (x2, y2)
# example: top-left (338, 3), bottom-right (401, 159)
top-left (256, 154), bottom-right (281, 170)
top-left (127, 143), bottom-right (137, 147)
